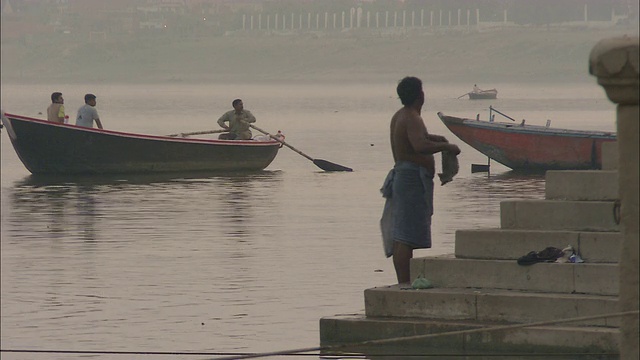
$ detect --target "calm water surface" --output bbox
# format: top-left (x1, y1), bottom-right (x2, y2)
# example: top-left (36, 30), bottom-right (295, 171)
top-left (1, 82), bottom-right (616, 359)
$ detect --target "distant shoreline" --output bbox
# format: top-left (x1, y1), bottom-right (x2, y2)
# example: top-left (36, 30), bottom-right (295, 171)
top-left (1, 27), bottom-right (636, 85)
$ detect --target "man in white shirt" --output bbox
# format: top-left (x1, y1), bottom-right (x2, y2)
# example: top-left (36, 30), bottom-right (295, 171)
top-left (76, 94), bottom-right (104, 129)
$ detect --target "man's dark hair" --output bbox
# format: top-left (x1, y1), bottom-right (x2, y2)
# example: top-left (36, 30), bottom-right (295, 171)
top-left (396, 77), bottom-right (422, 106)
top-left (84, 93), bottom-right (96, 103)
top-left (51, 92), bottom-right (62, 102)
top-left (232, 99), bottom-right (242, 107)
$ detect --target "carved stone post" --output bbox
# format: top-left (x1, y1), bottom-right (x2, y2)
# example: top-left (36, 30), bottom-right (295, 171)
top-left (590, 36), bottom-right (639, 360)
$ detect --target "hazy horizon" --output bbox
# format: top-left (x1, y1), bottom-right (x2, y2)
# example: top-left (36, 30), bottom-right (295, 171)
top-left (1, 1), bottom-right (638, 84)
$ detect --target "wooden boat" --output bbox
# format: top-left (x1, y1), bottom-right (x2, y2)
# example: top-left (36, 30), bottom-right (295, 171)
top-left (1, 112), bottom-right (281, 174)
top-left (437, 109), bottom-right (616, 171)
top-left (468, 88), bottom-right (498, 100)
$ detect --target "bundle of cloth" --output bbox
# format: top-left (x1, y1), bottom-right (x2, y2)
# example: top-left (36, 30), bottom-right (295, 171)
top-left (517, 246), bottom-right (584, 265)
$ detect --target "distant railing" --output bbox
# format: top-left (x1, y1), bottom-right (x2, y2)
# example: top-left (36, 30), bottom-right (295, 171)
top-left (241, 9), bottom-right (484, 31)
top-left (237, 6), bottom-right (627, 32)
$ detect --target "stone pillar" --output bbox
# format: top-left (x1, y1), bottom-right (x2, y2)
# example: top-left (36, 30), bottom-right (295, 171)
top-left (590, 36), bottom-right (639, 360)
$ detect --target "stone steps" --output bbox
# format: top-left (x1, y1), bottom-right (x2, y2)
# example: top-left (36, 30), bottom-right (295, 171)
top-left (455, 229), bottom-right (621, 263)
top-left (320, 315), bottom-right (619, 354)
top-left (364, 285), bottom-right (619, 327)
top-left (320, 144), bottom-right (623, 354)
top-left (546, 170), bottom-right (618, 201)
top-left (410, 256), bottom-right (618, 296)
top-left (500, 200), bottom-right (619, 231)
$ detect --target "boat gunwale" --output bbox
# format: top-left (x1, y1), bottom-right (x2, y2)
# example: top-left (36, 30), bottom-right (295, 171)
top-left (2, 112), bottom-right (281, 147)
top-left (438, 113), bottom-right (616, 139)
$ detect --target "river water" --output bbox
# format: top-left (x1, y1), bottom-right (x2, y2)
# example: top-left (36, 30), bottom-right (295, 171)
top-left (0, 81), bottom-right (617, 360)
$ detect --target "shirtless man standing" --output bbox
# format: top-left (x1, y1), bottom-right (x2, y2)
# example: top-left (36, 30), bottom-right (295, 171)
top-left (388, 76), bottom-right (460, 284)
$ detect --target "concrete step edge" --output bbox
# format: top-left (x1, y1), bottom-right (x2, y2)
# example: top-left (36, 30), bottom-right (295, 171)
top-left (500, 200), bottom-right (619, 231)
top-left (410, 256), bottom-right (619, 295)
top-left (545, 170), bottom-right (618, 201)
top-left (454, 228), bottom-right (621, 263)
top-left (366, 284), bottom-right (618, 299)
top-left (417, 254), bottom-right (618, 266)
top-left (364, 285), bottom-right (619, 326)
top-left (320, 314), bottom-right (619, 353)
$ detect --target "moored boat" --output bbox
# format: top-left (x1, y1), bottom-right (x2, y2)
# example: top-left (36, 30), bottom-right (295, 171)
top-left (1, 112), bottom-right (281, 174)
top-left (437, 109), bottom-right (616, 171)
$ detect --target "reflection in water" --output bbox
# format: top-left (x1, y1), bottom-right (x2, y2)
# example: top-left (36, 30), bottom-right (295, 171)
top-left (10, 179), bottom-right (104, 243)
top-left (17, 170), bottom-right (279, 187)
top-left (433, 170), bottom-right (546, 246)
top-left (216, 176), bottom-right (256, 239)
top-left (77, 186), bottom-right (98, 242)
top-left (464, 170), bottom-right (547, 199)
top-left (3, 170), bottom-right (287, 357)
top-left (9, 184), bottom-right (75, 240)
top-left (8, 170), bottom-right (285, 246)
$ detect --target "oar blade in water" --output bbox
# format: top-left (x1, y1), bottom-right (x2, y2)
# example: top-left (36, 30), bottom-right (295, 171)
top-left (247, 123), bottom-right (351, 172)
top-left (313, 159), bottom-right (353, 172)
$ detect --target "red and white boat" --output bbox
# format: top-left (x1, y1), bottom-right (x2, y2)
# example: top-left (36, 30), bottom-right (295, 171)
top-left (438, 108), bottom-right (616, 171)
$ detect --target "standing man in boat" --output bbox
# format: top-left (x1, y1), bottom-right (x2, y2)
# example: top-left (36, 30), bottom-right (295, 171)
top-left (384, 76), bottom-right (460, 284)
top-left (473, 84), bottom-right (481, 93)
top-left (76, 94), bottom-right (104, 129)
top-left (217, 99), bottom-right (256, 140)
top-left (47, 92), bottom-right (66, 123)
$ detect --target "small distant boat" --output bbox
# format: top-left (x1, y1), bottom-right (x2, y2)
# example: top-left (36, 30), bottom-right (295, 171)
top-left (468, 88), bottom-right (498, 100)
top-left (457, 86), bottom-right (498, 100)
top-left (1, 112), bottom-right (282, 175)
top-left (438, 107), bottom-right (616, 171)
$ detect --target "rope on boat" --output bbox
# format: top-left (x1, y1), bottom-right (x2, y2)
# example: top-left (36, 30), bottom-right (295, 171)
top-left (1, 310), bottom-right (636, 359)
top-left (489, 105), bottom-right (516, 122)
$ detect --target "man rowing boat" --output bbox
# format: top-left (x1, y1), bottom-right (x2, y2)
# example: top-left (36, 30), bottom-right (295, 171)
top-left (216, 98), bottom-right (256, 140)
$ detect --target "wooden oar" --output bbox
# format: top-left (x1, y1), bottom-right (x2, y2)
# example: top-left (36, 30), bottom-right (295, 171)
top-left (456, 92), bottom-right (470, 99)
top-left (166, 129), bottom-right (226, 137)
top-left (248, 124), bottom-right (352, 172)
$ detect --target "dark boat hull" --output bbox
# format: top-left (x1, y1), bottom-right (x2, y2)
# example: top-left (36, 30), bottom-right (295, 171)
top-left (1, 112), bottom-right (281, 174)
top-left (438, 112), bottom-right (616, 171)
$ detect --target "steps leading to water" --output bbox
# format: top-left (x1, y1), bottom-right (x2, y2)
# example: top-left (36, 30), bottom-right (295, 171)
top-left (500, 200), bottom-right (619, 231)
top-left (546, 170), bottom-right (618, 201)
top-left (363, 285), bottom-right (620, 327)
top-left (320, 315), bottom-right (619, 353)
top-left (320, 142), bottom-right (621, 355)
top-left (455, 229), bottom-right (621, 262)
top-left (410, 257), bottom-right (618, 295)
